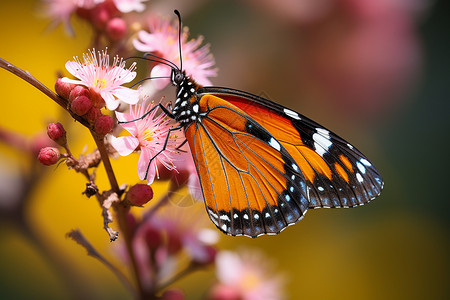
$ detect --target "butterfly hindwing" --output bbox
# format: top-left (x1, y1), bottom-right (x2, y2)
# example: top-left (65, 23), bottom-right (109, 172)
top-left (197, 87), bottom-right (384, 209)
top-left (184, 94), bottom-right (309, 237)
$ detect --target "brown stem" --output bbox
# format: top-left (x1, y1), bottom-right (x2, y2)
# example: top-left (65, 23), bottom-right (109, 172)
top-left (0, 57), bottom-right (90, 128)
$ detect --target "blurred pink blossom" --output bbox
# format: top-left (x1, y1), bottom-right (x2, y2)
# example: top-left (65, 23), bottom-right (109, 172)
top-left (297, 0), bottom-right (428, 120)
top-left (113, 0), bottom-right (147, 13)
top-left (133, 15), bottom-right (217, 89)
top-left (129, 206), bottom-right (219, 292)
top-left (209, 250), bottom-right (285, 300)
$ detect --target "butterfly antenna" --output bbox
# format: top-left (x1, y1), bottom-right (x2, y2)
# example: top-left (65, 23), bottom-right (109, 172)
top-left (174, 9), bottom-right (183, 71)
top-left (143, 53), bottom-right (179, 70)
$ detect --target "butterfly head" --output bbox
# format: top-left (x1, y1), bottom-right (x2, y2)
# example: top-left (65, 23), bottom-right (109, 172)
top-left (170, 68), bottom-right (185, 87)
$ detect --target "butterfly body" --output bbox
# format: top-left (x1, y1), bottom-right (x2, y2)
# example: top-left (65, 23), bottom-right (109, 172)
top-left (167, 68), bottom-right (383, 237)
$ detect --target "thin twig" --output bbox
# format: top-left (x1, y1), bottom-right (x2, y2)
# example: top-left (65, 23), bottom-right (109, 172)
top-left (66, 229), bottom-right (137, 298)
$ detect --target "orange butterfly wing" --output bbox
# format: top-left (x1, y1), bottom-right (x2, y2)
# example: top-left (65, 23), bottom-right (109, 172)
top-left (200, 88), bottom-right (384, 209)
top-left (184, 94), bottom-right (309, 237)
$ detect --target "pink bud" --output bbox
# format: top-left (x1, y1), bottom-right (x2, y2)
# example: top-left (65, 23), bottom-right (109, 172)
top-left (71, 95), bottom-right (93, 116)
top-left (86, 107), bottom-right (102, 124)
top-left (90, 4), bottom-right (111, 30)
top-left (144, 225), bottom-right (162, 250)
top-left (94, 114), bottom-right (114, 135)
top-left (55, 78), bottom-right (75, 99)
top-left (69, 86), bottom-right (89, 104)
top-left (167, 230), bottom-right (183, 255)
top-left (38, 147), bottom-right (60, 166)
top-left (126, 184), bottom-right (153, 206)
top-left (106, 18), bottom-right (127, 41)
top-left (89, 89), bottom-right (106, 108)
top-left (30, 134), bottom-right (57, 157)
top-left (47, 122), bottom-right (67, 146)
top-left (162, 289), bottom-right (185, 300)
top-left (209, 284), bottom-right (241, 300)
top-left (193, 245), bottom-right (217, 265)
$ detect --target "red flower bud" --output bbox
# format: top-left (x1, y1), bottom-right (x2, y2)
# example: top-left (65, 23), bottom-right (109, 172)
top-left (71, 95), bottom-right (93, 116)
top-left (167, 230), bottom-right (183, 255)
top-left (162, 289), bottom-right (185, 300)
top-left (90, 4), bottom-right (111, 30)
top-left (144, 225), bottom-right (162, 250)
top-left (47, 122), bottom-right (67, 146)
top-left (38, 147), bottom-right (60, 166)
top-left (106, 18), bottom-right (127, 41)
top-left (126, 184), bottom-right (153, 206)
top-left (55, 78), bottom-right (75, 99)
top-left (209, 284), bottom-right (241, 300)
top-left (89, 90), bottom-right (106, 108)
top-left (86, 107), bottom-right (102, 124)
top-left (193, 245), bottom-right (217, 265)
top-left (94, 114), bottom-right (114, 135)
top-left (69, 85), bottom-right (89, 104)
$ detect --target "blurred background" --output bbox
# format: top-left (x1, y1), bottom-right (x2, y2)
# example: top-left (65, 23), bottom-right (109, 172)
top-left (0, 0), bottom-right (449, 299)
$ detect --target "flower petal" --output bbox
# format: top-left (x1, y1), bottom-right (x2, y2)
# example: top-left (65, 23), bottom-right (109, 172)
top-left (138, 147), bottom-right (156, 184)
top-left (109, 135), bottom-right (139, 156)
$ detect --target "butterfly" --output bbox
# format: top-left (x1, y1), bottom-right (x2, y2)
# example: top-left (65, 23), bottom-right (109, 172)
top-left (135, 10), bottom-right (383, 238)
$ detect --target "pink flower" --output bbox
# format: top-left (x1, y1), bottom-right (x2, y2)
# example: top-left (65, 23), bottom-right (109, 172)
top-left (112, 0), bottom-right (147, 13)
top-left (210, 250), bottom-right (286, 300)
top-left (124, 206), bottom-right (219, 292)
top-left (109, 100), bottom-right (181, 184)
top-left (62, 49), bottom-right (139, 110)
top-left (133, 15), bottom-right (217, 89)
top-left (41, 0), bottom-right (98, 34)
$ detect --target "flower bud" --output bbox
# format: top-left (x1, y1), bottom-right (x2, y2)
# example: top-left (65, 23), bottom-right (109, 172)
top-left (167, 229), bottom-right (183, 255)
top-left (38, 147), bottom-right (60, 166)
top-left (144, 225), bottom-right (162, 250)
top-left (47, 122), bottom-right (67, 146)
top-left (162, 289), bottom-right (185, 300)
top-left (55, 78), bottom-right (75, 99)
top-left (68, 85), bottom-right (89, 104)
top-left (30, 134), bottom-right (57, 157)
top-left (125, 184), bottom-right (153, 206)
top-left (106, 18), bottom-right (127, 41)
top-left (71, 95), bottom-right (93, 116)
top-left (91, 4), bottom-right (111, 30)
top-left (89, 90), bottom-right (106, 108)
top-left (94, 114), bottom-right (114, 135)
top-left (209, 284), bottom-right (241, 300)
top-left (193, 245), bottom-right (217, 266)
top-left (86, 107), bottom-right (102, 124)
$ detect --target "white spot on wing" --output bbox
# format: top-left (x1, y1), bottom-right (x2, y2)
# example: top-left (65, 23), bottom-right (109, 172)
top-left (269, 138), bottom-right (281, 151)
top-left (356, 173), bottom-right (364, 183)
top-left (313, 132), bottom-right (332, 157)
top-left (284, 108), bottom-right (301, 120)
top-left (360, 158), bottom-right (372, 166)
top-left (219, 214), bottom-right (231, 222)
top-left (193, 104), bottom-right (199, 113)
top-left (356, 162), bottom-right (366, 174)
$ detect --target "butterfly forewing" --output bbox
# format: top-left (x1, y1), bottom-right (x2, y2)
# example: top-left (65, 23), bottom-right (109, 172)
top-left (184, 94), bottom-right (309, 237)
top-left (198, 87), bottom-right (384, 209)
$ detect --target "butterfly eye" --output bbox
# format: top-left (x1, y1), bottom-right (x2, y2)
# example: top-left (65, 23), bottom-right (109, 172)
top-left (174, 73), bottom-right (184, 84)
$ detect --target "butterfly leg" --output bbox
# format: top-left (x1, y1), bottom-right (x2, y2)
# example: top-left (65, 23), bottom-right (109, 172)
top-left (142, 124), bottom-right (184, 180)
top-left (118, 103), bottom-right (175, 125)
